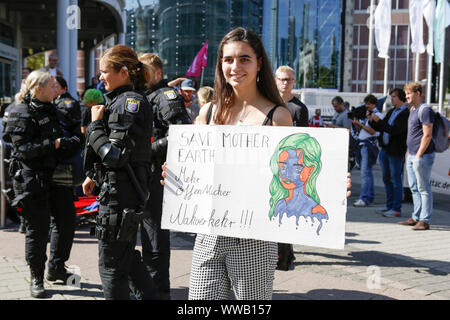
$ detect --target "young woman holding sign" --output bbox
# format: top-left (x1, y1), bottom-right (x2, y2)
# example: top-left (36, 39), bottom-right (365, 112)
top-left (189, 27), bottom-right (292, 300)
top-left (162, 28), bottom-right (351, 300)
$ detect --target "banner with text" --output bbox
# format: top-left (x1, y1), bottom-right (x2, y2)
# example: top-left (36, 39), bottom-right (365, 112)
top-left (161, 125), bottom-right (349, 250)
top-left (429, 148), bottom-right (450, 195)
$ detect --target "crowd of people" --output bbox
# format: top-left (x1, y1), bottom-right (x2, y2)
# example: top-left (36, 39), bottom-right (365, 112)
top-left (329, 84), bottom-right (437, 231)
top-left (0, 25), bottom-right (438, 301)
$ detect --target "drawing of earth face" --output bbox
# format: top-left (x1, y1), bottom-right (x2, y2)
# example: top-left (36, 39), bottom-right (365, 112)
top-left (269, 134), bottom-right (329, 235)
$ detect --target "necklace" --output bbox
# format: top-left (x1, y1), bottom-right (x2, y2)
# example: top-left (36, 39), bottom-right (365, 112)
top-left (239, 106), bottom-right (251, 123)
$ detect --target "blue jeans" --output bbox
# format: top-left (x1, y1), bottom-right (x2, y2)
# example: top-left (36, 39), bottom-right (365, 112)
top-left (378, 149), bottom-right (404, 212)
top-left (406, 153), bottom-right (435, 223)
top-left (359, 145), bottom-right (374, 204)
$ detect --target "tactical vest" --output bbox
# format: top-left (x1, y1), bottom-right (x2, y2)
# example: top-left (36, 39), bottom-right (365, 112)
top-left (148, 87), bottom-right (191, 140)
top-left (4, 101), bottom-right (61, 172)
top-left (106, 89), bottom-right (152, 164)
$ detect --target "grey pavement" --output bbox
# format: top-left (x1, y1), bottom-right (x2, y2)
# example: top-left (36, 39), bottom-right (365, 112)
top-left (1, 163), bottom-right (449, 300)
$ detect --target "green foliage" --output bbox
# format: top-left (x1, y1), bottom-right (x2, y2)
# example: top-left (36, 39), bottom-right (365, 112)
top-left (26, 53), bottom-right (45, 71)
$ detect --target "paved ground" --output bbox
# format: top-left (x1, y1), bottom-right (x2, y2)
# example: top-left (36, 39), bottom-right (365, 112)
top-left (1, 163), bottom-right (449, 300)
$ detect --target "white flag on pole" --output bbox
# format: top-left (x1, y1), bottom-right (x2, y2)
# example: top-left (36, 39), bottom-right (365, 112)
top-left (434, 0), bottom-right (450, 63)
top-left (374, 0), bottom-right (392, 58)
top-left (410, 0), bottom-right (436, 55)
top-left (423, 0), bottom-right (435, 55)
top-left (410, 0), bottom-right (425, 54)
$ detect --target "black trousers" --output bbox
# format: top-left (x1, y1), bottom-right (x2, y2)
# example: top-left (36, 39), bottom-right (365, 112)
top-left (48, 185), bottom-right (76, 271)
top-left (97, 168), bottom-right (158, 300)
top-left (24, 184), bottom-right (76, 273)
top-left (140, 164), bottom-right (171, 298)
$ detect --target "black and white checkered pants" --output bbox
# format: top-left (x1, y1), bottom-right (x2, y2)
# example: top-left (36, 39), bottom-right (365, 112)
top-left (188, 234), bottom-right (278, 300)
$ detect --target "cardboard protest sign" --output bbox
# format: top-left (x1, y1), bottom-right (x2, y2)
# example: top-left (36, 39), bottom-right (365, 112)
top-left (161, 125), bottom-right (349, 250)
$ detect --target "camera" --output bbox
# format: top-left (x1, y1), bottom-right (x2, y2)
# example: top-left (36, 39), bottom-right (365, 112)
top-left (347, 105), bottom-right (367, 120)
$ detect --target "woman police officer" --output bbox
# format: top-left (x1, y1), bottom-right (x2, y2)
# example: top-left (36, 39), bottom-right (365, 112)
top-left (82, 45), bottom-right (157, 300)
top-left (3, 70), bottom-right (82, 298)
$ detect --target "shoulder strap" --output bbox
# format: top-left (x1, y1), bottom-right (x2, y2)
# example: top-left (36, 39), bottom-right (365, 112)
top-left (417, 104), bottom-right (433, 123)
top-left (206, 103), bottom-right (213, 124)
top-left (262, 105), bottom-right (280, 126)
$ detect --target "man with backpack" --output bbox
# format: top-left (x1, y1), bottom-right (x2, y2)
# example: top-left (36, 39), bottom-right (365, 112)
top-left (398, 82), bottom-right (438, 230)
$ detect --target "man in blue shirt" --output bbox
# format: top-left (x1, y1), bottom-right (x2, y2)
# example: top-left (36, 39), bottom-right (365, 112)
top-left (369, 89), bottom-right (409, 217)
top-left (352, 95), bottom-right (384, 207)
top-left (398, 82), bottom-right (435, 230)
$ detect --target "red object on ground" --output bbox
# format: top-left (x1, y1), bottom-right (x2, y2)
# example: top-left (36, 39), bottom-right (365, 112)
top-left (74, 196), bottom-right (98, 215)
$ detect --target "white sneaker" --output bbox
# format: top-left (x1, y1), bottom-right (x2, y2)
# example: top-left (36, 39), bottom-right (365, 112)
top-left (375, 207), bottom-right (391, 215)
top-left (382, 210), bottom-right (401, 218)
top-left (353, 199), bottom-right (369, 207)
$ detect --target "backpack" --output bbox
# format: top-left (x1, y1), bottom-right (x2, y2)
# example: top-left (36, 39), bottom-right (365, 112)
top-left (418, 105), bottom-right (450, 153)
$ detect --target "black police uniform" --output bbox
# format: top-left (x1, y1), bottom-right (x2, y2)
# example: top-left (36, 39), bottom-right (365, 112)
top-left (46, 93), bottom-right (85, 281)
top-left (2, 96), bottom-right (80, 297)
top-left (141, 80), bottom-right (192, 299)
top-left (84, 85), bottom-right (157, 300)
top-left (1, 102), bottom-right (23, 229)
top-left (54, 92), bottom-right (81, 127)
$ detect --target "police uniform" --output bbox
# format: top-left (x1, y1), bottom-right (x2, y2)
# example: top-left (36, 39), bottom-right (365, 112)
top-left (141, 80), bottom-right (192, 299)
top-left (1, 102), bottom-right (23, 230)
top-left (54, 92), bottom-right (81, 133)
top-left (84, 85), bottom-right (157, 300)
top-left (47, 92), bottom-right (85, 281)
top-left (2, 96), bottom-right (78, 297)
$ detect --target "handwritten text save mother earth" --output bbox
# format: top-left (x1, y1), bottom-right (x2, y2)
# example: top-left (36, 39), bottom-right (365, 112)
top-left (177, 131), bottom-right (269, 163)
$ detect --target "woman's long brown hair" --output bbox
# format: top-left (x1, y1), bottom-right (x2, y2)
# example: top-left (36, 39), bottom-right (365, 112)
top-left (101, 45), bottom-right (150, 91)
top-left (213, 27), bottom-right (285, 124)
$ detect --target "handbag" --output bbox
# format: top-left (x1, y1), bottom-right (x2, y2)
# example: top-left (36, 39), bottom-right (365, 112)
top-left (276, 243), bottom-right (296, 271)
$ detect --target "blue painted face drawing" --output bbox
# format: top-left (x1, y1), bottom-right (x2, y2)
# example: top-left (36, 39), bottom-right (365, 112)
top-left (269, 134), bottom-right (329, 235)
top-left (278, 149), bottom-right (306, 190)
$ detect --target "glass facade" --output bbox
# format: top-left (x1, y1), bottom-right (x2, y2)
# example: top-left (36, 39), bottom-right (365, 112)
top-left (126, 0), bottom-right (263, 87)
top-left (262, 0), bottom-right (343, 90)
top-left (0, 23), bottom-right (14, 47)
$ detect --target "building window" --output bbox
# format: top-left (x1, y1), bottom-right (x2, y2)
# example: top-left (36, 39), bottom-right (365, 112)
top-left (353, 23), bottom-right (414, 92)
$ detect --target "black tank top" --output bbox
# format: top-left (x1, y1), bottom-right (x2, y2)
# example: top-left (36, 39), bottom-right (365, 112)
top-left (206, 105), bottom-right (279, 126)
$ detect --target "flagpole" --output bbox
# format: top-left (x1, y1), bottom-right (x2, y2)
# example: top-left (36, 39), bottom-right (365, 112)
top-left (426, 54), bottom-right (432, 104)
top-left (383, 57), bottom-right (389, 112)
top-left (383, 57), bottom-right (389, 95)
top-left (200, 67), bottom-right (204, 88)
top-left (438, 61), bottom-right (444, 114)
top-left (367, 0), bottom-right (375, 93)
top-left (414, 53), bottom-right (420, 82)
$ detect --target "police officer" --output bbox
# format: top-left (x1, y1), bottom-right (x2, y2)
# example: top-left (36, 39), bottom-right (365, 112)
top-left (54, 76), bottom-right (81, 130)
top-left (138, 53), bottom-right (192, 300)
top-left (47, 76), bottom-right (85, 282)
top-left (82, 45), bottom-right (157, 300)
top-left (3, 70), bottom-right (80, 298)
top-left (1, 98), bottom-right (24, 232)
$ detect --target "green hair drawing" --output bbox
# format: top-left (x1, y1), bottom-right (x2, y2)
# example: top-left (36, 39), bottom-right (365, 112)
top-left (269, 133), bottom-right (322, 220)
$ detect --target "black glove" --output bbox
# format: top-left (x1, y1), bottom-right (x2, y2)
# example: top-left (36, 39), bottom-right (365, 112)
top-left (59, 136), bottom-right (82, 155)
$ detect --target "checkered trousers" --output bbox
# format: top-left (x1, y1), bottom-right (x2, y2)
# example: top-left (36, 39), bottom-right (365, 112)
top-left (188, 234), bottom-right (278, 300)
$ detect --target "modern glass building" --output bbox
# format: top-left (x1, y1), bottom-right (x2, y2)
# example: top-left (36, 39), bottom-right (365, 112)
top-left (262, 0), bottom-right (343, 90)
top-left (126, 0), bottom-right (263, 87)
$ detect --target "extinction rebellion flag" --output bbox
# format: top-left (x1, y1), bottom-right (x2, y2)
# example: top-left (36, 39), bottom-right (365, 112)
top-left (185, 40), bottom-right (209, 78)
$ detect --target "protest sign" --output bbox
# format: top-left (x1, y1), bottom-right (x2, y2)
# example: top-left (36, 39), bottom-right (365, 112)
top-left (429, 148), bottom-right (450, 195)
top-left (161, 125), bottom-right (349, 250)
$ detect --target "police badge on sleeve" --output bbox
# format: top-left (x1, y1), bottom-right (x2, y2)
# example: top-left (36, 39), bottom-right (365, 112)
top-left (164, 90), bottom-right (177, 100)
top-left (125, 98), bottom-right (140, 113)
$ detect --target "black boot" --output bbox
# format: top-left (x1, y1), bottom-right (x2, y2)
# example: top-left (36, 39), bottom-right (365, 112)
top-left (19, 220), bottom-right (26, 234)
top-left (46, 265), bottom-right (73, 282)
top-left (30, 269), bottom-right (46, 298)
